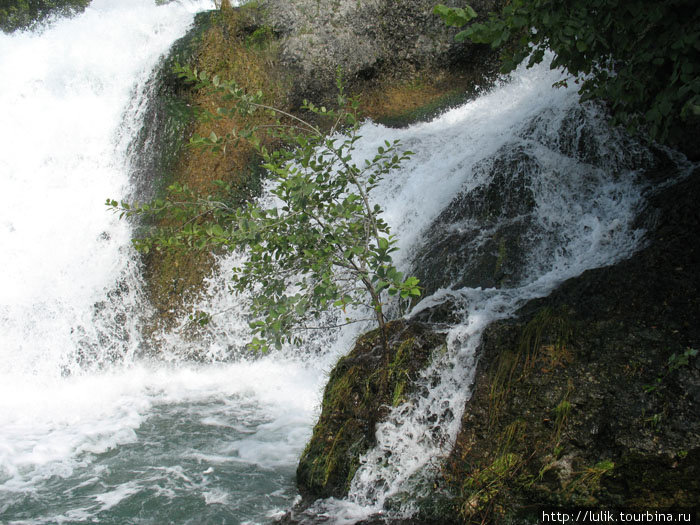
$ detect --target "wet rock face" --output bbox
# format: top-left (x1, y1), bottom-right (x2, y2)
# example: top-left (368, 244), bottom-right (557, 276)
top-left (296, 320), bottom-right (446, 499)
top-left (443, 170), bottom-right (700, 521)
top-left (260, 0), bottom-right (500, 103)
top-left (412, 145), bottom-right (539, 294)
top-left (410, 103), bottom-right (675, 299)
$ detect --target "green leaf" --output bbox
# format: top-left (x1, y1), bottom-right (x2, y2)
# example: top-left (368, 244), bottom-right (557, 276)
top-left (433, 4), bottom-right (477, 27)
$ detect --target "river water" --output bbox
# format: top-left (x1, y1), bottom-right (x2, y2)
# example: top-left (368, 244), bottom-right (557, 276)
top-left (0, 1), bottom-right (667, 523)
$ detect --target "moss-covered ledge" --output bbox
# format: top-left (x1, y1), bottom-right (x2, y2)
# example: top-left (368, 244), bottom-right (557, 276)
top-left (135, 3), bottom-right (292, 336)
top-left (297, 320), bottom-right (447, 499)
top-left (441, 171), bottom-right (700, 523)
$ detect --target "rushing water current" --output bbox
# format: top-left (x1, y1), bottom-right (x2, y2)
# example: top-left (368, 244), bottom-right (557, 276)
top-left (0, 2), bottom-right (674, 523)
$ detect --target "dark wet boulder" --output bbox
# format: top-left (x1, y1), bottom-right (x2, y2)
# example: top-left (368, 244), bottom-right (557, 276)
top-left (296, 320), bottom-right (447, 499)
top-left (411, 103), bottom-right (681, 299)
top-left (412, 145), bottom-right (539, 294)
top-left (442, 169), bottom-right (700, 522)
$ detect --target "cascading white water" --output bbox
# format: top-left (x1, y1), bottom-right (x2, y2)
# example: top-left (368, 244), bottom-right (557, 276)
top-left (344, 80), bottom-right (649, 514)
top-left (282, 61), bottom-right (665, 523)
top-left (0, 4), bottom-right (340, 523)
top-left (0, 2), bottom-right (672, 522)
top-left (0, 2), bottom-right (300, 523)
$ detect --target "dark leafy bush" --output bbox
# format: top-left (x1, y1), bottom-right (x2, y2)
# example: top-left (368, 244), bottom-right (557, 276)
top-left (436, 0), bottom-right (700, 144)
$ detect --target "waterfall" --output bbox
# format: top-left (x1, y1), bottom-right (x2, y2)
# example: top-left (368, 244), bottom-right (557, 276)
top-left (286, 60), bottom-right (681, 522)
top-left (0, 1), bottom-right (682, 522)
top-left (344, 64), bottom-right (651, 514)
top-left (0, 7), bottom-right (335, 523)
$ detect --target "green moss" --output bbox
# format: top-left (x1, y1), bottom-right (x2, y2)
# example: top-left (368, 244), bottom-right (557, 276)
top-left (297, 321), bottom-right (446, 498)
top-left (245, 25), bottom-right (273, 50)
top-left (458, 452), bottom-right (526, 522)
top-left (440, 307), bottom-right (586, 521)
top-left (444, 299), bottom-right (700, 522)
top-left (391, 381), bottom-right (406, 407)
top-left (451, 425), bottom-right (611, 521)
top-left (296, 356), bottom-right (373, 496)
top-left (486, 308), bottom-right (576, 427)
top-left (553, 398), bottom-right (572, 442)
top-left (359, 57), bottom-right (499, 129)
top-left (376, 89), bottom-right (469, 128)
top-left (439, 173), bottom-right (700, 522)
top-left (140, 2), bottom-right (290, 333)
top-left (563, 460), bottom-right (615, 506)
top-left (1, 0), bottom-right (90, 33)
top-left (518, 307), bottom-right (575, 372)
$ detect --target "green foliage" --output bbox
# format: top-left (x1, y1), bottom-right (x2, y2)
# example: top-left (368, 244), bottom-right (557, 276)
top-left (297, 321), bottom-right (443, 497)
top-left (432, 3), bottom-right (476, 33)
top-left (110, 66), bottom-right (420, 352)
top-left (553, 398), bottom-right (572, 442)
top-left (643, 347), bottom-right (698, 394)
top-left (0, 0), bottom-right (90, 33)
top-left (245, 25), bottom-right (273, 50)
top-left (434, 0), bottom-right (700, 143)
top-left (667, 347), bottom-right (699, 371)
top-left (565, 459), bottom-right (615, 499)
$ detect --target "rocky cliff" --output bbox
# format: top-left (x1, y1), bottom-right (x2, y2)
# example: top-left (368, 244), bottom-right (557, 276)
top-left (287, 144), bottom-right (699, 524)
top-left (260, 0), bottom-right (499, 105)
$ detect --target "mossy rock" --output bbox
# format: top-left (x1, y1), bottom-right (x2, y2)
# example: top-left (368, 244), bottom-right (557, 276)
top-left (441, 170), bottom-right (700, 523)
top-left (297, 320), bottom-right (447, 498)
top-left (134, 3), bottom-right (291, 337)
top-left (137, 0), bottom-right (501, 338)
top-left (0, 0), bottom-right (90, 33)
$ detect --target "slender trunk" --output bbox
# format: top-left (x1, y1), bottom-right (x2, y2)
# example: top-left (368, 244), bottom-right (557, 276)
top-left (364, 279), bottom-right (388, 352)
top-left (375, 305), bottom-right (388, 351)
top-left (370, 292), bottom-right (391, 398)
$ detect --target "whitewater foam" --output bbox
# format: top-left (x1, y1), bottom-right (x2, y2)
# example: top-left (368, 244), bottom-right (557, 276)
top-left (0, 3), bottom-right (673, 521)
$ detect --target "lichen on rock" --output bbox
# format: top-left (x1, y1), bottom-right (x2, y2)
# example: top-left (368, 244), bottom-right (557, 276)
top-left (262, 0), bottom-right (496, 100)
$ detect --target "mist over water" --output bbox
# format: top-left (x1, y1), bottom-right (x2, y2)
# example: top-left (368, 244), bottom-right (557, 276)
top-left (0, 2), bottom-right (670, 522)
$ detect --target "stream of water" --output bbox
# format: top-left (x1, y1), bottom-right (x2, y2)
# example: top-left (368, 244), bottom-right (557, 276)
top-left (0, 2), bottom-right (672, 523)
